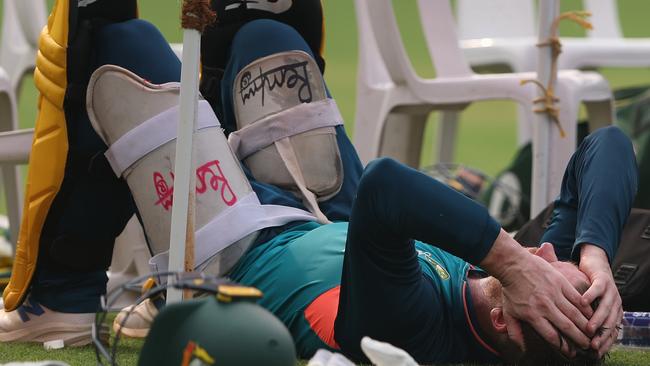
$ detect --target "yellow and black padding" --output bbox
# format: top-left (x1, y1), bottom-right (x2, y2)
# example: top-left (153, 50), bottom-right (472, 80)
top-left (3, 0), bottom-right (138, 311)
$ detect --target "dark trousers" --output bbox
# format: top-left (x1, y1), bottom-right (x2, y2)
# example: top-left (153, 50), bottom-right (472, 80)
top-left (334, 126), bottom-right (638, 362)
top-left (32, 19), bottom-right (181, 313)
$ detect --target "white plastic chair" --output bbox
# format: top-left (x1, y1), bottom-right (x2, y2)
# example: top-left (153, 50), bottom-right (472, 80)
top-left (353, 0), bottom-right (614, 208)
top-left (0, 67), bottom-right (25, 249)
top-left (0, 0), bottom-right (47, 91)
top-left (458, 0), bottom-right (650, 143)
top-left (459, 0), bottom-right (650, 71)
top-left (0, 0), bottom-right (45, 250)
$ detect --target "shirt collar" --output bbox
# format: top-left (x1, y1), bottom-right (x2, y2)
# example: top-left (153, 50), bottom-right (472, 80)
top-left (461, 267), bottom-right (502, 362)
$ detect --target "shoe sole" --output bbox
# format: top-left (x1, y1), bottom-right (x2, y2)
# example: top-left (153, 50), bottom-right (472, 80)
top-left (0, 322), bottom-right (108, 347)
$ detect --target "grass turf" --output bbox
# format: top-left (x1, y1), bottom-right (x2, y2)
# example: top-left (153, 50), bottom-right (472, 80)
top-left (1, 340), bottom-right (649, 366)
top-left (2, 0), bottom-right (650, 364)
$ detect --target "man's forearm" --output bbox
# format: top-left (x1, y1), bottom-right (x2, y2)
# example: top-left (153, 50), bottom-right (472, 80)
top-left (479, 229), bottom-right (529, 284)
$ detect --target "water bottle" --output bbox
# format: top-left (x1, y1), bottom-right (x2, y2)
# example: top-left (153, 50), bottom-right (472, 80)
top-left (618, 312), bottom-right (650, 348)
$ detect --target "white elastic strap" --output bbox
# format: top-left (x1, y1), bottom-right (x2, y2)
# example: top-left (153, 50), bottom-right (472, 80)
top-left (228, 99), bottom-right (343, 160)
top-left (105, 100), bottom-right (218, 176)
top-left (275, 137), bottom-right (331, 224)
top-left (149, 192), bottom-right (317, 273)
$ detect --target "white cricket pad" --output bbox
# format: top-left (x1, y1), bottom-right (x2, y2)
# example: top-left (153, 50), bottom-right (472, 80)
top-left (87, 65), bottom-right (317, 276)
top-left (230, 50), bottom-right (344, 224)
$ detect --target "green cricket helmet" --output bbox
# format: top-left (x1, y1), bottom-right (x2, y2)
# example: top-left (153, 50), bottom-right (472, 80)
top-left (138, 285), bottom-right (296, 366)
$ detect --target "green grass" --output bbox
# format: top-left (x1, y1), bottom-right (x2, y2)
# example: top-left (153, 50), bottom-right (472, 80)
top-left (1, 339), bottom-right (649, 366)
top-left (0, 339), bottom-right (143, 366)
top-left (0, 313), bottom-right (143, 366)
top-left (2, 0), bottom-right (650, 364)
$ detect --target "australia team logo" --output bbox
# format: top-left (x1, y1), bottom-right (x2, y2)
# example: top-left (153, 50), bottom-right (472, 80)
top-left (416, 250), bottom-right (450, 280)
top-left (181, 341), bottom-right (215, 366)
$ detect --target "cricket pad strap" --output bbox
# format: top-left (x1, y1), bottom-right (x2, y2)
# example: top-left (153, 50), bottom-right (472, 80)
top-left (87, 65), bottom-right (317, 277)
top-left (230, 51), bottom-right (344, 224)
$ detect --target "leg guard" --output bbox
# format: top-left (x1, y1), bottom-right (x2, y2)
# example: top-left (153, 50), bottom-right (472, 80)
top-left (2, 0), bottom-right (138, 311)
top-left (218, 19), bottom-right (365, 223)
top-left (228, 51), bottom-right (344, 223)
top-left (200, 0), bottom-right (325, 120)
top-left (86, 65), bottom-right (317, 276)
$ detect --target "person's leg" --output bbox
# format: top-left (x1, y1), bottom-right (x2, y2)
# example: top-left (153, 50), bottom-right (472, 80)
top-left (217, 19), bottom-right (363, 222)
top-left (334, 157), bottom-right (501, 362)
top-left (30, 19), bottom-right (181, 313)
top-left (540, 126), bottom-right (638, 262)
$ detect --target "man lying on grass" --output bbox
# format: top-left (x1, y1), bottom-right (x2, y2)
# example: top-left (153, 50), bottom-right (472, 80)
top-left (1, 1), bottom-right (635, 365)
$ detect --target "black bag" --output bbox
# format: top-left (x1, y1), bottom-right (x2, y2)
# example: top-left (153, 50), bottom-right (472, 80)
top-left (514, 206), bottom-right (650, 311)
top-left (616, 86), bottom-right (650, 209)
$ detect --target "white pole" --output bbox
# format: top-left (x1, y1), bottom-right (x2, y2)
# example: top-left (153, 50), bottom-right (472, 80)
top-left (531, 0), bottom-right (558, 217)
top-left (167, 28), bottom-right (201, 304)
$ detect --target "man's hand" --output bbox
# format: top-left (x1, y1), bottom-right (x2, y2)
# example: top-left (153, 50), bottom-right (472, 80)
top-left (481, 232), bottom-right (593, 356)
top-left (579, 244), bottom-right (623, 357)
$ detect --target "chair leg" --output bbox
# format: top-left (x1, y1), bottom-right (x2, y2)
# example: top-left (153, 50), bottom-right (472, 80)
top-left (353, 87), bottom-right (393, 165)
top-left (1, 165), bottom-right (22, 247)
top-left (528, 100), bottom-right (577, 216)
top-left (0, 84), bottom-right (20, 249)
top-left (436, 111), bottom-right (459, 164)
top-left (379, 112), bottom-right (429, 167)
top-left (516, 104), bottom-right (533, 146)
top-left (549, 94), bottom-right (580, 200)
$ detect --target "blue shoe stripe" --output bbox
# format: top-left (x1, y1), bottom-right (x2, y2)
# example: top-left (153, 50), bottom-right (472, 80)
top-left (17, 300), bottom-right (45, 322)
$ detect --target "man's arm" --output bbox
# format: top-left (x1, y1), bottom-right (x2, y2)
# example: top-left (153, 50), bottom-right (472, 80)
top-left (332, 157), bottom-right (595, 356)
top-left (535, 127), bottom-right (637, 356)
top-left (480, 229), bottom-right (594, 356)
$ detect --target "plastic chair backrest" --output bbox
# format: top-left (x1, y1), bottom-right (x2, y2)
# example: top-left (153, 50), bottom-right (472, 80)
top-left (416, 0), bottom-right (473, 77)
top-left (584, 0), bottom-right (623, 38)
top-left (361, 0), bottom-right (472, 85)
top-left (360, 0), bottom-right (416, 85)
top-left (457, 0), bottom-right (623, 40)
top-left (0, 0), bottom-right (47, 89)
top-left (457, 0), bottom-right (536, 39)
top-left (16, 0), bottom-right (48, 48)
top-left (353, 0), bottom-right (393, 87)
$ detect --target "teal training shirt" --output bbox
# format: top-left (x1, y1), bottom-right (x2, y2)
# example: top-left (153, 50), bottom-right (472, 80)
top-left (229, 222), bottom-right (500, 362)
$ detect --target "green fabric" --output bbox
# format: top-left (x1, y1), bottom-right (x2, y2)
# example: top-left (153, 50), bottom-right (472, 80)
top-left (228, 222), bottom-right (478, 359)
top-left (614, 86), bottom-right (650, 209)
top-left (228, 222), bottom-right (341, 357)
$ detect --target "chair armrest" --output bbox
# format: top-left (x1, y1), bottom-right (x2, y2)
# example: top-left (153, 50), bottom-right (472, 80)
top-left (0, 128), bottom-right (34, 164)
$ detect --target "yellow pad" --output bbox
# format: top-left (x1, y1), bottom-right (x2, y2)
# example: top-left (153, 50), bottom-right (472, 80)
top-left (2, 0), bottom-right (69, 311)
